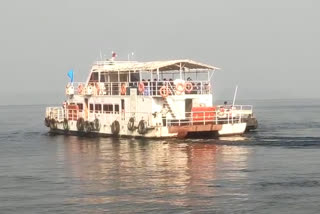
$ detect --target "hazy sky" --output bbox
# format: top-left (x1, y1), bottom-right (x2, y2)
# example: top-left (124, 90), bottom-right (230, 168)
top-left (0, 0), bottom-right (319, 105)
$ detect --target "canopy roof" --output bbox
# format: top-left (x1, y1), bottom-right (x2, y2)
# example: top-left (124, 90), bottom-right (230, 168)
top-left (92, 59), bottom-right (220, 72)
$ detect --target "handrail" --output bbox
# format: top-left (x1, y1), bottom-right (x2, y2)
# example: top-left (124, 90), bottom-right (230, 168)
top-left (167, 110), bottom-right (243, 127)
top-left (66, 80), bottom-right (211, 96)
top-left (216, 105), bottom-right (253, 110)
top-left (45, 107), bottom-right (64, 122)
top-left (46, 106), bottom-right (249, 128)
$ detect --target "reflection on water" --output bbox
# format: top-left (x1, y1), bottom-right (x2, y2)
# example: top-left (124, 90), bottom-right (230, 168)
top-left (218, 136), bottom-right (248, 142)
top-left (57, 136), bottom-right (251, 212)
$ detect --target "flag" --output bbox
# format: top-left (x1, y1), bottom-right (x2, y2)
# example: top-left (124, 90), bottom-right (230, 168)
top-left (67, 69), bottom-right (74, 83)
top-left (111, 52), bottom-right (117, 61)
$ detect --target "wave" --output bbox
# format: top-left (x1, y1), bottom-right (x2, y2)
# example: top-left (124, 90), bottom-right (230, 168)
top-left (256, 179), bottom-right (320, 189)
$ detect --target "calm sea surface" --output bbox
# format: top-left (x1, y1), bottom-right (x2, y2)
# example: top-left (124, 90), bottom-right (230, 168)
top-left (0, 99), bottom-right (320, 214)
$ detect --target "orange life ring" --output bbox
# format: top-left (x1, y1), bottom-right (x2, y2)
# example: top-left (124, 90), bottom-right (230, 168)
top-left (121, 84), bottom-right (126, 95)
top-left (77, 84), bottom-right (84, 94)
top-left (138, 82), bottom-right (145, 93)
top-left (185, 82), bottom-right (193, 93)
top-left (159, 86), bottom-right (169, 98)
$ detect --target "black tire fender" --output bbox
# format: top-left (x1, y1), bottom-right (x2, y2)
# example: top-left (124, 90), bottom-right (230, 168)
top-left (127, 117), bottom-right (135, 131)
top-left (49, 119), bottom-right (57, 130)
top-left (94, 118), bottom-right (100, 131)
top-left (76, 118), bottom-right (85, 132)
top-left (138, 120), bottom-right (147, 134)
top-left (63, 118), bottom-right (69, 131)
top-left (84, 121), bottom-right (92, 133)
top-left (111, 120), bottom-right (120, 135)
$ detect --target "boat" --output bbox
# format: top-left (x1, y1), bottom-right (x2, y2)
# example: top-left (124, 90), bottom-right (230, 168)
top-left (44, 56), bottom-right (257, 138)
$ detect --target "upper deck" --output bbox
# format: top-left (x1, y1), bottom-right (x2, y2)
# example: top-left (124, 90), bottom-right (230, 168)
top-left (65, 59), bottom-right (219, 97)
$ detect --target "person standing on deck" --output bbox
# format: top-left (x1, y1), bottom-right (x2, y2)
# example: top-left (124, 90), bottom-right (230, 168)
top-left (146, 79), bottom-right (151, 95)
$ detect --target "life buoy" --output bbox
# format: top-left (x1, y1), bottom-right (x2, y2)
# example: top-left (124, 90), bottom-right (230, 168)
top-left (76, 118), bottom-right (85, 131)
top-left (121, 84), bottom-right (126, 95)
top-left (77, 84), bottom-right (84, 95)
top-left (111, 120), bottom-right (120, 135)
top-left (44, 117), bottom-right (50, 127)
top-left (159, 86), bottom-right (169, 98)
top-left (176, 82), bottom-right (185, 93)
top-left (185, 82), bottom-right (193, 93)
top-left (138, 120), bottom-right (147, 134)
top-left (127, 117), bottom-right (135, 131)
top-left (84, 121), bottom-right (92, 133)
top-left (63, 118), bottom-right (69, 131)
top-left (49, 119), bottom-right (57, 130)
top-left (217, 108), bottom-right (226, 117)
top-left (94, 118), bottom-right (100, 131)
top-left (138, 82), bottom-right (145, 93)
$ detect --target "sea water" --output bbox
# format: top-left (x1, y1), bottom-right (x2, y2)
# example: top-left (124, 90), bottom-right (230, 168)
top-left (0, 99), bottom-right (320, 213)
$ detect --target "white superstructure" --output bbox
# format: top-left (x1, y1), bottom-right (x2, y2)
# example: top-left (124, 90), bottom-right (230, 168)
top-left (45, 58), bottom-right (255, 138)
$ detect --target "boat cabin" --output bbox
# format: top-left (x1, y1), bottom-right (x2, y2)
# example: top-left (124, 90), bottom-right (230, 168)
top-left (80, 59), bottom-right (219, 97)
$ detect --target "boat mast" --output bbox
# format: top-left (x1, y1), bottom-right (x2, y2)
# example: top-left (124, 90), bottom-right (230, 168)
top-left (232, 85), bottom-right (238, 106)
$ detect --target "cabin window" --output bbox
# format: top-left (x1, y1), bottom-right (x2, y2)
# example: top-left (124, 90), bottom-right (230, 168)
top-left (109, 73), bottom-right (118, 82)
top-left (100, 72), bottom-right (108, 82)
top-left (89, 72), bottom-right (99, 82)
top-left (95, 104), bottom-right (102, 113)
top-left (115, 104), bottom-right (119, 114)
top-left (100, 75), bottom-right (105, 82)
top-left (130, 72), bottom-right (140, 82)
top-left (77, 103), bottom-right (83, 112)
top-left (89, 104), bottom-right (94, 113)
top-left (103, 104), bottom-right (113, 114)
top-left (120, 74), bottom-right (128, 82)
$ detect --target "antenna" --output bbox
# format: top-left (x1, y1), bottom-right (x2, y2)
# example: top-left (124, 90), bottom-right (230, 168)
top-left (128, 52), bottom-right (135, 61)
top-left (232, 85), bottom-right (238, 106)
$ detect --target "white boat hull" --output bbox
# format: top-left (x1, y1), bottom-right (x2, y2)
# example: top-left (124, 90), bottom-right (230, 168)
top-left (48, 120), bottom-right (246, 138)
top-left (218, 123), bottom-right (247, 136)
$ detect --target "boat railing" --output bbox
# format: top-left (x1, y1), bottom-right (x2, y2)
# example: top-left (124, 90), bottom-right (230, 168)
top-left (45, 107), bottom-right (65, 122)
top-left (66, 80), bottom-right (211, 96)
top-left (94, 60), bottom-right (136, 66)
top-left (166, 110), bottom-right (244, 127)
top-left (216, 105), bottom-right (253, 115)
top-left (46, 106), bottom-right (247, 128)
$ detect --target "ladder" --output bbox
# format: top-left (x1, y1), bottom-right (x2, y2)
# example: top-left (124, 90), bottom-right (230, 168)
top-left (163, 98), bottom-right (176, 119)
